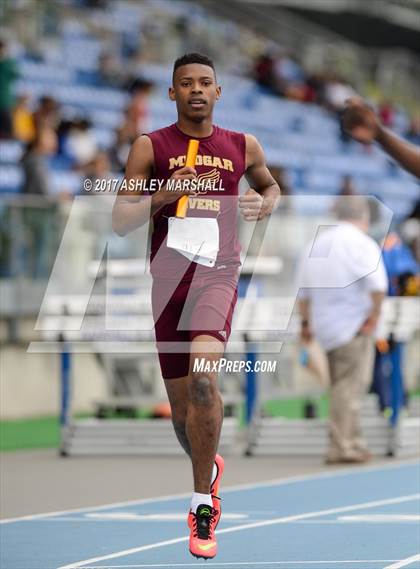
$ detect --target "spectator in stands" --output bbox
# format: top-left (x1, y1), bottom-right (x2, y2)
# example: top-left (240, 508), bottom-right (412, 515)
top-left (56, 119), bottom-right (74, 162)
top-left (338, 174), bottom-right (357, 197)
top-left (324, 74), bottom-right (356, 113)
top-left (0, 39), bottom-right (19, 139)
top-left (342, 97), bottom-right (420, 178)
top-left (21, 127), bottom-right (58, 278)
top-left (98, 52), bottom-right (125, 88)
top-left (254, 51), bottom-right (276, 95)
top-left (114, 107), bottom-right (138, 171)
top-left (127, 77), bottom-right (153, 132)
top-left (273, 51), bottom-right (306, 100)
top-left (82, 150), bottom-right (113, 194)
top-left (114, 79), bottom-right (153, 171)
top-left (297, 196), bottom-right (388, 464)
top-left (331, 176), bottom-right (358, 218)
top-left (371, 231), bottom-right (419, 416)
top-left (64, 118), bottom-right (97, 168)
top-left (21, 127), bottom-right (57, 195)
top-left (13, 94), bottom-right (35, 143)
top-left (82, 150), bottom-right (125, 259)
top-left (303, 72), bottom-right (326, 104)
top-left (254, 49), bottom-right (309, 101)
top-left (380, 231), bottom-right (419, 298)
top-left (378, 100), bottom-right (395, 128)
top-left (33, 96), bottom-right (60, 131)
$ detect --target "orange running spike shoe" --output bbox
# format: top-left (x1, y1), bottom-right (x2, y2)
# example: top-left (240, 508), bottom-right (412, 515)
top-left (188, 504), bottom-right (218, 559)
top-left (211, 454), bottom-right (224, 528)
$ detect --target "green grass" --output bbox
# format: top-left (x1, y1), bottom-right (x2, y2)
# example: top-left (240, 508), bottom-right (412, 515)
top-left (263, 395), bottom-right (330, 420)
top-left (0, 414), bottom-right (137, 452)
top-left (0, 416), bottom-right (60, 452)
top-left (0, 409), bottom-right (160, 452)
top-left (236, 395), bottom-right (330, 427)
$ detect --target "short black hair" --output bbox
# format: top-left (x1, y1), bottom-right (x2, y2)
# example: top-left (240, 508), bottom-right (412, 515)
top-left (173, 53), bottom-right (216, 80)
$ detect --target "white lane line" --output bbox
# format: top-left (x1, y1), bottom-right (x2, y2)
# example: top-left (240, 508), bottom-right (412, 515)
top-left (383, 554), bottom-right (420, 569)
top-left (85, 512), bottom-right (247, 522)
top-left (338, 515), bottom-right (420, 523)
top-left (2, 458), bottom-right (419, 525)
top-left (82, 561), bottom-right (398, 568)
top-left (34, 513), bottom-right (248, 523)
top-left (56, 494), bottom-right (420, 569)
top-left (35, 516), bottom-right (420, 525)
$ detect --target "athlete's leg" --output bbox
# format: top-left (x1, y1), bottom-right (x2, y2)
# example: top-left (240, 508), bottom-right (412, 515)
top-left (164, 375), bottom-right (191, 456)
top-left (153, 275), bottom-right (193, 455)
top-left (187, 334), bottom-right (224, 494)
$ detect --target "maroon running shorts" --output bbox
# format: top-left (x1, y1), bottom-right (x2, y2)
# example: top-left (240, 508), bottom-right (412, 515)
top-left (151, 268), bottom-right (238, 379)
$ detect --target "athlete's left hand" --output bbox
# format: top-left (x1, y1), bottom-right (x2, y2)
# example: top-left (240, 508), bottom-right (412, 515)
top-left (239, 188), bottom-right (273, 221)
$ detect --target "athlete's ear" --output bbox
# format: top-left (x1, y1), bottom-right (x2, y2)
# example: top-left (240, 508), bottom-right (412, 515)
top-left (169, 86), bottom-right (176, 101)
top-left (216, 85), bottom-right (221, 100)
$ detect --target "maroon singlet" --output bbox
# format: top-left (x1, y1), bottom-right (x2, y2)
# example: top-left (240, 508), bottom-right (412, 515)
top-left (146, 123), bottom-right (246, 280)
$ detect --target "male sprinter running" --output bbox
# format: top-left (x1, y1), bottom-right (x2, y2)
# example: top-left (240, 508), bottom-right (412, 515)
top-left (113, 53), bottom-right (280, 559)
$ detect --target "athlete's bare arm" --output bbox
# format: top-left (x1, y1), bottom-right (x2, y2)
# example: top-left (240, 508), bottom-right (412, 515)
top-left (240, 133), bottom-right (281, 221)
top-left (342, 98), bottom-right (420, 179)
top-left (112, 135), bottom-right (196, 236)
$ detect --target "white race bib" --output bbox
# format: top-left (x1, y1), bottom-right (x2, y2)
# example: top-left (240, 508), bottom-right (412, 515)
top-left (167, 217), bottom-right (219, 267)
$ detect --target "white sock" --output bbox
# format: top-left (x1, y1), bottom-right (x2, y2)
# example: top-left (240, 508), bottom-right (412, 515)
top-left (191, 492), bottom-right (213, 513)
top-left (211, 462), bottom-right (218, 486)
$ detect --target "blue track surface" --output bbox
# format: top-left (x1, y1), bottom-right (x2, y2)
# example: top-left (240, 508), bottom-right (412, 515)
top-left (1, 461), bottom-right (419, 569)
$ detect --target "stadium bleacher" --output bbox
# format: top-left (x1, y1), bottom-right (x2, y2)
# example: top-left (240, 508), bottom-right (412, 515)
top-left (1, 87), bottom-right (418, 218)
top-left (0, 0), bottom-right (418, 222)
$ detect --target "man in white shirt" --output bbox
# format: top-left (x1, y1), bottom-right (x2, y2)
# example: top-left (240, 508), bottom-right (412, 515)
top-left (297, 197), bottom-right (388, 464)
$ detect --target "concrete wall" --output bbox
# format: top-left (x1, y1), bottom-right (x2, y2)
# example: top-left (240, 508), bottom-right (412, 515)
top-left (0, 347), bottom-right (108, 419)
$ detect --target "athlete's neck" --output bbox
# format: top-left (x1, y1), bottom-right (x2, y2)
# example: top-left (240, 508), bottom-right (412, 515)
top-left (176, 116), bottom-right (213, 139)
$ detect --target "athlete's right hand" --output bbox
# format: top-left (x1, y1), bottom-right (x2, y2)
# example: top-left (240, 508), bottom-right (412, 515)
top-left (171, 166), bottom-right (197, 181)
top-left (155, 166), bottom-right (197, 205)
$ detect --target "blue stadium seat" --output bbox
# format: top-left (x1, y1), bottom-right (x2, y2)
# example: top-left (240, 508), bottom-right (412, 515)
top-left (0, 141), bottom-right (24, 164)
top-left (50, 172), bottom-right (83, 195)
top-left (0, 166), bottom-right (23, 193)
top-left (18, 60), bottom-right (75, 84)
top-left (92, 128), bottom-right (117, 149)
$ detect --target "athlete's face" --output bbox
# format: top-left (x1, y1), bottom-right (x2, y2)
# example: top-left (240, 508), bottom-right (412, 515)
top-left (169, 63), bottom-right (221, 121)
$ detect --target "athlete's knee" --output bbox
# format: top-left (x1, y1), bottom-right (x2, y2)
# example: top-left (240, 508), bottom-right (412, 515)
top-left (189, 373), bottom-right (217, 406)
